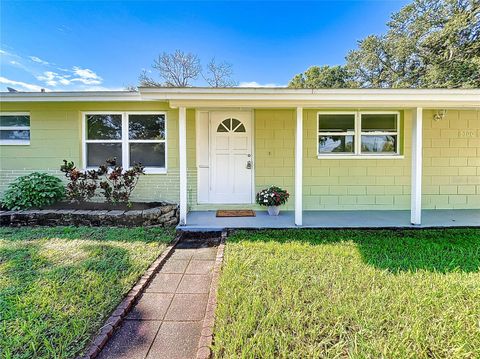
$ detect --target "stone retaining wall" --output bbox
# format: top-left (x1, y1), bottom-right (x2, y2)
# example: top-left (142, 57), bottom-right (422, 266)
top-left (0, 204), bottom-right (179, 227)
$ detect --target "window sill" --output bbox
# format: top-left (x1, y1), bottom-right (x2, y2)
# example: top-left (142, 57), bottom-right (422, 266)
top-left (0, 141), bottom-right (30, 146)
top-left (84, 167), bottom-right (167, 175)
top-left (317, 155), bottom-right (404, 160)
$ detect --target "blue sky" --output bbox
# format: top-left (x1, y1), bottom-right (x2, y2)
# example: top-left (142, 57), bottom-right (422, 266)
top-left (0, 1), bottom-right (408, 91)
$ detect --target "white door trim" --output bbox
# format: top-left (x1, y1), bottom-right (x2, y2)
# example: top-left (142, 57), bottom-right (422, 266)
top-left (207, 110), bottom-right (254, 204)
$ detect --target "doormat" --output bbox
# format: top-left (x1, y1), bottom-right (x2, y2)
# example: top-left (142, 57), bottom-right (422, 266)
top-left (216, 210), bottom-right (256, 217)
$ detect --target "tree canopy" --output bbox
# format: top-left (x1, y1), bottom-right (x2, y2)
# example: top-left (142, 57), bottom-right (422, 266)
top-left (289, 0), bottom-right (480, 89)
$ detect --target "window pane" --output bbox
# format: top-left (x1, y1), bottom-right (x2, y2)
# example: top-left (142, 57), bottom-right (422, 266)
top-left (361, 135), bottom-right (397, 153)
top-left (361, 114), bottom-right (397, 132)
top-left (87, 114), bottom-right (122, 140)
top-left (0, 130), bottom-right (30, 140)
top-left (130, 143), bottom-right (165, 168)
top-left (234, 124), bottom-right (246, 132)
top-left (129, 114), bottom-right (165, 140)
top-left (217, 124), bottom-right (228, 132)
top-left (0, 115), bottom-right (30, 127)
top-left (319, 114), bottom-right (355, 132)
top-left (87, 143), bottom-right (122, 167)
top-left (319, 135), bottom-right (354, 153)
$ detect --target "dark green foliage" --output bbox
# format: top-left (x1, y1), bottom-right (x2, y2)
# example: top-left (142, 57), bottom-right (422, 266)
top-left (288, 65), bottom-right (353, 89)
top-left (289, 0), bottom-right (480, 89)
top-left (1, 172), bottom-right (65, 210)
top-left (256, 186), bottom-right (290, 206)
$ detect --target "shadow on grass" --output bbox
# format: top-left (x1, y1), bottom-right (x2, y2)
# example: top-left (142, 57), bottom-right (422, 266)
top-left (229, 228), bottom-right (480, 273)
top-left (0, 238), bottom-right (143, 358)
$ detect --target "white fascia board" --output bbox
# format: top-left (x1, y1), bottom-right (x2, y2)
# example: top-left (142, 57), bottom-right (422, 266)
top-left (0, 91), bottom-right (144, 102)
top-left (140, 88), bottom-right (480, 109)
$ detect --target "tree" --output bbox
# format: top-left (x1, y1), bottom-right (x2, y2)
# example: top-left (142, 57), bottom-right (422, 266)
top-left (139, 50), bottom-right (237, 87)
top-left (203, 58), bottom-right (237, 87)
top-left (289, 0), bottom-right (480, 88)
top-left (346, 0), bottom-right (480, 88)
top-left (288, 65), bottom-right (352, 88)
top-left (140, 50), bottom-right (201, 87)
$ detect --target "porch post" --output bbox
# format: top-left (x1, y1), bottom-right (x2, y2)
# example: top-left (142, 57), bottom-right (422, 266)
top-left (179, 106), bottom-right (187, 225)
top-left (295, 107), bottom-right (303, 226)
top-left (411, 107), bottom-right (423, 225)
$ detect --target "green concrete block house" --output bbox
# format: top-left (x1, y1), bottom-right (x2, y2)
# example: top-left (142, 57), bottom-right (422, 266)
top-left (1, 88), bottom-right (479, 227)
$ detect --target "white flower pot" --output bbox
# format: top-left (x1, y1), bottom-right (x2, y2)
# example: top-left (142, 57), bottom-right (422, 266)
top-left (267, 206), bottom-right (280, 216)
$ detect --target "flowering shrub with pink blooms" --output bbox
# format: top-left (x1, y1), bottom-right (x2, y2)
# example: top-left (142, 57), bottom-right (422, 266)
top-left (256, 186), bottom-right (290, 207)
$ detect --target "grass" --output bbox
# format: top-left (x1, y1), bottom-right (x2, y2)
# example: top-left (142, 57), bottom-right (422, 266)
top-left (213, 229), bottom-right (480, 359)
top-left (0, 226), bottom-right (174, 359)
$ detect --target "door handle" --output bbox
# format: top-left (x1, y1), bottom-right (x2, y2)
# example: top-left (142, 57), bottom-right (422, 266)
top-left (246, 160), bottom-right (252, 169)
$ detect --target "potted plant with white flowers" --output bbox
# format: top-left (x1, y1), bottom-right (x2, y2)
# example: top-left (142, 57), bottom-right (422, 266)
top-left (256, 186), bottom-right (290, 216)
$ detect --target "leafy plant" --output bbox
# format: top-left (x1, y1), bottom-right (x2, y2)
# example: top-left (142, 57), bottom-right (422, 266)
top-left (1, 172), bottom-right (65, 210)
top-left (99, 158), bottom-right (145, 205)
top-left (60, 160), bottom-right (105, 203)
top-left (256, 186), bottom-right (290, 207)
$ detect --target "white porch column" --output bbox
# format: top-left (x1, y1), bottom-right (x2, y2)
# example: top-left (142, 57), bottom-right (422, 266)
top-left (179, 106), bottom-right (187, 225)
top-left (411, 107), bottom-right (423, 225)
top-left (295, 107), bottom-right (303, 226)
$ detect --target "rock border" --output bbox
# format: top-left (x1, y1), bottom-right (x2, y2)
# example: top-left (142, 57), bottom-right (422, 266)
top-left (0, 203), bottom-right (179, 227)
top-left (196, 230), bottom-right (227, 359)
top-left (78, 234), bottom-right (182, 359)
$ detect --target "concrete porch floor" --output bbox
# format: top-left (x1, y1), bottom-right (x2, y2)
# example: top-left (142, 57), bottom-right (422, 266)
top-left (178, 209), bottom-right (480, 231)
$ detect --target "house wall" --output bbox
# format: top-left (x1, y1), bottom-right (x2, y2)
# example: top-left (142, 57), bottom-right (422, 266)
top-left (302, 109), bottom-right (411, 210)
top-left (254, 109), bottom-right (296, 210)
top-left (423, 109), bottom-right (480, 209)
top-left (0, 101), bottom-right (197, 204)
top-left (1, 101), bottom-right (478, 212)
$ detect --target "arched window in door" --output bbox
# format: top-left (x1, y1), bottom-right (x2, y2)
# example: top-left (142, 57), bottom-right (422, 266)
top-left (217, 118), bottom-right (246, 133)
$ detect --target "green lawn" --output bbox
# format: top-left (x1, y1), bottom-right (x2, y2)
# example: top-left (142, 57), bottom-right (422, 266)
top-left (213, 229), bottom-right (480, 359)
top-left (0, 226), bottom-right (174, 359)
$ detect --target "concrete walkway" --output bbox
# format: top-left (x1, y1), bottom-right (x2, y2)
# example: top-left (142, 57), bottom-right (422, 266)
top-left (98, 237), bottom-right (220, 359)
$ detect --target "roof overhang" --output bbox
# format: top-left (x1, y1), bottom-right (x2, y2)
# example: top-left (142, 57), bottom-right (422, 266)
top-left (0, 91), bottom-right (144, 102)
top-left (1, 88), bottom-right (479, 109)
top-left (139, 87), bottom-right (480, 109)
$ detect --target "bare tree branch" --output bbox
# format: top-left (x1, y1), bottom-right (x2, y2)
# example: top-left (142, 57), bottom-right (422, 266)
top-left (202, 58), bottom-right (237, 87)
top-left (151, 50), bottom-right (201, 87)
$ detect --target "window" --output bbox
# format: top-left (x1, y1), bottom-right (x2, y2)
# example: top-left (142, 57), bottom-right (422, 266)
top-left (0, 113), bottom-right (30, 145)
top-left (318, 113), bottom-right (355, 154)
top-left (217, 118), bottom-right (246, 133)
top-left (83, 112), bottom-right (167, 173)
top-left (318, 111), bottom-right (400, 157)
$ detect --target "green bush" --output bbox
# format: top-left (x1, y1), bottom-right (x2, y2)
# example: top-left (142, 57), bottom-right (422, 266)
top-left (1, 172), bottom-right (65, 210)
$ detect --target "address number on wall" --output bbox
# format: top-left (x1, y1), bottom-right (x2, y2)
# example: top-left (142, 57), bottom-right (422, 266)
top-left (458, 130), bottom-right (477, 138)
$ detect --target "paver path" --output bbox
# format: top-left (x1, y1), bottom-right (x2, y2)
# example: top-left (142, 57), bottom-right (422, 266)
top-left (98, 237), bottom-right (220, 359)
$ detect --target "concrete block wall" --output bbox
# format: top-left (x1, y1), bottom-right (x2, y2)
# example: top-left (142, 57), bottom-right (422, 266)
top-left (254, 109), bottom-right (295, 210)
top-left (422, 109), bottom-right (480, 209)
top-left (302, 109), bottom-right (412, 210)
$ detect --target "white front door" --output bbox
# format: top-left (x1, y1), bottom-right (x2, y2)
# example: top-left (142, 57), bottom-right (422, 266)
top-left (209, 111), bottom-right (253, 203)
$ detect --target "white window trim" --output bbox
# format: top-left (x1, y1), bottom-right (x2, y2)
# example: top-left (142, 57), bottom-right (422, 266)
top-left (317, 110), bottom-right (401, 159)
top-left (82, 111), bottom-right (168, 174)
top-left (0, 112), bottom-right (30, 145)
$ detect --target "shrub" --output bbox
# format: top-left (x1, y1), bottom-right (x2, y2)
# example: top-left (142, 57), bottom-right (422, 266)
top-left (60, 160), bottom-right (104, 203)
top-left (1, 172), bottom-right (65, 210)
top-left (60, 158), bottom-right (145, 205)
top-left (99, 158), bottom-right (145, 205)
top-left (256, 186), bottom-right (290, 207)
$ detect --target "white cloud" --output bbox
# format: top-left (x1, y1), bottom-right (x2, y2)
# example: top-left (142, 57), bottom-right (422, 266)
top-left (70, 66), bottom-right (102, 85)
top-left (238, 81), bottom-right (284, 88)
top-left (0, 76), bottom-right (47, 92)
top-left (29, 56), bottom-right (49, 65)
